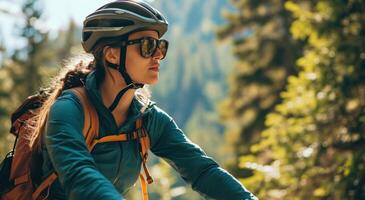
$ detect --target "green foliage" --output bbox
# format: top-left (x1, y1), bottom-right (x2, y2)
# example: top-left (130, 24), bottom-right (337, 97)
top-left (0, 0), bottom-right (55, 158)
top-left (0, 61), bottom-right (21, 156)
top-left (217, 0), bottom-right (301, 179)
top-left (12, 0), bottom-right (49, 98)
top-left (237, 1), bottom-right (365, 199)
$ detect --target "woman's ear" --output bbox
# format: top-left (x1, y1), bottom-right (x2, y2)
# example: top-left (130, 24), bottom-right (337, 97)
top-left (103, 46), bottom-right (120, 64)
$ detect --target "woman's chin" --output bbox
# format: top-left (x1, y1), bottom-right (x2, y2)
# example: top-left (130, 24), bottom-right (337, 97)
top-left (143, 77), bottom-right (158, 85)
top-left (148, 79), bottom-right (158, 85)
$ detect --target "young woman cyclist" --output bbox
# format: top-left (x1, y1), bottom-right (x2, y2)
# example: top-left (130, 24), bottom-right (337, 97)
top-left (31, 0), bottom-right (258, 199)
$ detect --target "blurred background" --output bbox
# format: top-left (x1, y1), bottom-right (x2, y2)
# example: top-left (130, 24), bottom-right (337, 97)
top-left (0, 0), bottom-right (364, 199)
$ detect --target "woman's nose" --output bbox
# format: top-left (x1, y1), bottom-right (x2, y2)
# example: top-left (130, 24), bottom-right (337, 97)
top-left (152, 47), bottom-right (164, 60)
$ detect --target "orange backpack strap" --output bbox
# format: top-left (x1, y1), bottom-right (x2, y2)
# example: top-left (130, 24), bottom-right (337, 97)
top-left (70, 87), bottom-right (100, 150)
top-left (135, 118), bottom-right (152, 200)
top-left (87, 117), bottom-right (152, 200)
top-left (33, 87), bottom-right (152, 200)
top-left (136, 119), bottom-right (152, 182)
top-left (32, 87), bottom-right (99, 200)
top-left (32, 173), bottom-right (57, 200)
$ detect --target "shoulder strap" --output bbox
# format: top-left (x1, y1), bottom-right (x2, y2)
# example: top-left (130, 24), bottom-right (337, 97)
top-left (32, 87), bottom-right (99, 200)
top-left (136, 119), bottom-right (152, 183)
top-left (69, 87), bottom-right (100, 150)
top-left (69, 87), bottom-right (153, 184)
top-left (136, 118), bottom-right (152, 200)
top-left (71, 87), bottom-right (152, 200)
top-left (33, 87), bottom-right (152, 200)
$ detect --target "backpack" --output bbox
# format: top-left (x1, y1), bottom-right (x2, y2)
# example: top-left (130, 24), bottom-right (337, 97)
top-left (0, 87), bottom-right (153, 200)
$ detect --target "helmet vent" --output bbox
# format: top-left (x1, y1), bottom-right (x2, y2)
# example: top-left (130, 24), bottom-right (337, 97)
top-left (103, 2), bottom-right (153, 19)
top-left (85, 19), bottom-right (134, 28)
top-left (83, 32), bottom-right (92, 41)
top-left (155, 12), bottom-right (163, 21)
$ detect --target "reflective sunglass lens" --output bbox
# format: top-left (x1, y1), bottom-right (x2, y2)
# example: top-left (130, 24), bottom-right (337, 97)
top-left (141, 38), bottom-right (157, 58)
top-left (159, 40), bottom-right (168, 59)
top-left (138, 37), bottom-right (168, 59)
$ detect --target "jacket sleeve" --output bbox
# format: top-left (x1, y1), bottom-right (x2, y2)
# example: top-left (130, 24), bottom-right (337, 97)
top-left (149, 107), bottom-right (258, 200)
top-left (44, 93), bottom-right (123, 200)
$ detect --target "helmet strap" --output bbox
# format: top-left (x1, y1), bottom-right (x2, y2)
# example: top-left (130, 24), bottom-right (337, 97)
top-left (118, 44), bottom-right (133, 85)
top-left (108, 82), bottom-right (143, 111)
top-left (106, 35), bottom-right (144, 112)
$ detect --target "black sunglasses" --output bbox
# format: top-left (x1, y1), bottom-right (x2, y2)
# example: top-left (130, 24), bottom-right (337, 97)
top-left (122, 37), bottom-right (169, 59)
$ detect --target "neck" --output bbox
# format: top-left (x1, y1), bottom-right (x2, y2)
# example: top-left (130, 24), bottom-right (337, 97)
top-left (99, 70), bottom-right (136, 117)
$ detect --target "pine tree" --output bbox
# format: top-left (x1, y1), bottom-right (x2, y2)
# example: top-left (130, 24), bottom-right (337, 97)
top-left (245, 1), bottom-right (365, 199)
top-left (58, 19), bottom-right (78, 60)
top-left (0, 0), bottom-right (48, 157)
top-left (12, 0), bottom-right (48, 99)
top-left (216, 0), bottom-right (301, 178)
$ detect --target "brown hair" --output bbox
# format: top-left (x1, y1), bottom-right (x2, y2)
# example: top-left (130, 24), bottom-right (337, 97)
top-left (30, 59), bottom-right (92, 151)
top-left (30, 43), bottom-right (107, 151)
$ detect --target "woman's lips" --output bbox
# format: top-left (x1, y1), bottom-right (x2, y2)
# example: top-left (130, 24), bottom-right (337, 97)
top-left (149, 65), bottom-right (160, 72)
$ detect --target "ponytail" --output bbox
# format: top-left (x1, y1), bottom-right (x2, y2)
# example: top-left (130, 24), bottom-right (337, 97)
top-left (30, 56), bottom-right (94, 151)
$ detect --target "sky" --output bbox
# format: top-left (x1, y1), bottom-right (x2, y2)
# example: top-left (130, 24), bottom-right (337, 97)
top-left (0, 0), bottom-right (154, 50)
top-left (43, 0), bottom-right (113, 32)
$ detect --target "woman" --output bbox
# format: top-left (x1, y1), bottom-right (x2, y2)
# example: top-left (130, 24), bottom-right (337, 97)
top-left (32, 0), bottom-right (258, 199)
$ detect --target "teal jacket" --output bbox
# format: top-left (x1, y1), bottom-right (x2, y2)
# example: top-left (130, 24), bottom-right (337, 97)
top-left (41, 71), bottom-right (258, 200)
